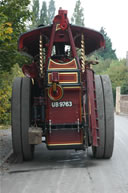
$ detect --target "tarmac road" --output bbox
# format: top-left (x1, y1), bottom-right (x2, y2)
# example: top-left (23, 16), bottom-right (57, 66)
top-left (1, 114), bottom-right (128, 193)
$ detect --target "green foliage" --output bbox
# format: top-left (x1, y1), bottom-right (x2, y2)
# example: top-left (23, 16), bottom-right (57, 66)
top-left (0, 72), bottom-right (11, 124)
top-left (30, 0), bottom-right (56, 28)
top-left (71, 0), bottom-right (84, 26)
top-left (106, 60), bottom-right (128, 92)
top-left (0, 13), bottom-right (13, 41)
top-left (10, 63), bottom-right (24, 79)
top-left (40, 1), bottom-right (49, 25)
top-left (31, 0), bottom-right (40, 28)
top-left (0, 0), bottom-right (32, 124)
top-left (121, 84), bottom-right (128, 95)
top-left (0, 64), bottom-right (24, 125)
top-left (92, 57), bottom-right (112, 74)
top-left (0, 0), bottom-right (32, 72)
top-left (48, 0), bottom-right (56, 24)
top-left (91, 27), bottom-right (120, 103)
top-left (93, 59), bottom-right (128, 103)
top-left (97, 27), bottom-right (117, 60)
top-left (0, 0), bottom-right (31, 37)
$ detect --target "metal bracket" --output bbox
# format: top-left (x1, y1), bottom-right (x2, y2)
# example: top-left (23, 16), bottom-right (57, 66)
top-left (29, 127), bottom-right (42, 144)
top-left (77, 118), bottom-right (80, 133)
top-left (49, 120), bottom-right (52, 134)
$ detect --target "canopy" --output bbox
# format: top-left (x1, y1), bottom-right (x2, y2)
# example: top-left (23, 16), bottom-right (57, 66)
top-left (18, 24), bottom-right (105, 57)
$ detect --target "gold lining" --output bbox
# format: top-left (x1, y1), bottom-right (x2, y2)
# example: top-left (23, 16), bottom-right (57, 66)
top-left (56, 24), bottom-right (61, 31)
top-left (48, 72), bottom-right (78, 84)
top-left (47, 142), bottom-right (83, 146)
top-left (48, 84), bottom-right (64, 101)
top-left (45, 86), bottom-right (81, 90)
top-left (48, 58), bottom-right (77, 70)
top-left (63, 86), bottom-right (81, 89)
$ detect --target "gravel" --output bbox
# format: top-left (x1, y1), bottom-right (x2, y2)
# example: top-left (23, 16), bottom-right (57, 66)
top-left (0, 128), bottom-right (12, 166)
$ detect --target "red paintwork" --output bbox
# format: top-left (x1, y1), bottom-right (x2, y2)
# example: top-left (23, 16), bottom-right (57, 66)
top-left (51, 72), bottom-right (59, 83)
top-left (46, 87), bottom-right (82, 124)
top-left (46, 23), bottom-right (56, 63)
top-left (48, 85), bottom-right (63, 101)
top-left (49, 73), bottom-right (78, 83)
top-left (67, 26), bottom-right (79, 62)
top-left (18, 26), bottom-right (105, 57)
top-left (22, 62), bottom-right (38, 78)
top-left (53, 9), bottom-right (69, 31)
top-left (46, 129), bottom-right (83, 146)
top-left (17, 9), bottom-right (105, 149)
top-left (86, 68), bottom-right (99, 146)
top-left (48, 59), bottom-right (77, 69)
top-left (18, 15), bottom-right (105, 59)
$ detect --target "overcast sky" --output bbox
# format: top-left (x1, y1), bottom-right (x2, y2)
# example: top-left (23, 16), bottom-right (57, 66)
top-left (40, 0), bottom-right (128, 59)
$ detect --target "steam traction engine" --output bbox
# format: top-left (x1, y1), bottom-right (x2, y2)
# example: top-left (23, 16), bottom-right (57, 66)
top-left (11, 9), bottom-right (114, 161)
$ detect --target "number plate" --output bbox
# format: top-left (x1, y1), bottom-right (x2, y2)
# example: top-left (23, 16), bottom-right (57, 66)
top-left (51, 101), bottom-right (72, 108)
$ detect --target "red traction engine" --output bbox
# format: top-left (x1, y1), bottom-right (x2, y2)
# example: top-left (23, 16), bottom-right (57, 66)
top-left (11, 9), bottom-right (114, 161)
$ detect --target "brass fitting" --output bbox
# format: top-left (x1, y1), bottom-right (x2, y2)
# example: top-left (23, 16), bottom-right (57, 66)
top-left (81, 34), bottom-right (86, 73)
top-left (39, 34), bottom-right (43, 78)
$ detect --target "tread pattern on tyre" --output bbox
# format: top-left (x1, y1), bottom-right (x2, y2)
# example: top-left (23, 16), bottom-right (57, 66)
top-left (21, 77), bottom-right (33, 161)
top-left (11, 77), bottom-right (23, 161)
top-left (93, 75), bottom-right (114, 159)
top-left (101, 75), bottom-right (114, 158)
top-left (93, 75), bottom-right (105, 158)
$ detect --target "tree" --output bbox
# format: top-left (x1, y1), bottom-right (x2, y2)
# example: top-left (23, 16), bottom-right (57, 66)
top-left (0, 64), bottom-right (24, 124)
top-left (39, 1), bottom-right (49, 25)
top-left (31, 0), bottom-right (40, 28)
top-left (31, 0), bottom-right (56, 27)
top-left (0, 13), bottom-right (13, 41)
top-left (0, 0), bottom-right (32, 72)
top-left (48, 0), bottom-right (56, 24)
top-left (95, 59), bottom-right (128, 103)
top-left (98, 27), bottom-right (117, 60)
top-left (0, 0), bottom-right (31, 37)
top-left (71, 0), bottom-right (84, 26)
top-left (93, 58), bottom-right (112, 75)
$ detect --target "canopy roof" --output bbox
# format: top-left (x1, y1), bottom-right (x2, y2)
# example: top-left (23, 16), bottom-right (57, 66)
top-left (18, 24), bottom-right (105, 57)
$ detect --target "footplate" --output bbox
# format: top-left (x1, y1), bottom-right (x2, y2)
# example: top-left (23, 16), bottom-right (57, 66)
top-left (46, 129), bottom-right (84, 150)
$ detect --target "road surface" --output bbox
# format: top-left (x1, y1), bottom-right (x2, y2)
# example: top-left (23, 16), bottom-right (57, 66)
top-left (1, 114), bottom-right (128, 193)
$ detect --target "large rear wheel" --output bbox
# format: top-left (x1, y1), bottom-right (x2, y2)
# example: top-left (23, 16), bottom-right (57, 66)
top-left (101, 75), bottom-right (114, 158)
top-left (93, 75), bottom-right (114, 159)
top-left (21, 77), bottom-right (34, 161)
top-left (11, 77), bottom-right (23, 161)
top-left (92, 75), bottom-right (105, 158)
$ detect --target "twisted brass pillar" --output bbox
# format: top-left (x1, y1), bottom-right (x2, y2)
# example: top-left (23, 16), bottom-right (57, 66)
top-left (81, 34), bottom-right (86, 73)
top-left (39, 34), bottom-right (43, 78)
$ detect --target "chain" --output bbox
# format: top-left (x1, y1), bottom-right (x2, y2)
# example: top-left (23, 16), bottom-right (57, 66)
top-left (39, 34), bottom-right (43, 78)
top-left (81, 33), bottom-right (86, 73)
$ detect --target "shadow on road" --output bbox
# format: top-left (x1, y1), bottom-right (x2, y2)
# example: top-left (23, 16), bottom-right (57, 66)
top-left (6, 143), bottom-right (106, 174)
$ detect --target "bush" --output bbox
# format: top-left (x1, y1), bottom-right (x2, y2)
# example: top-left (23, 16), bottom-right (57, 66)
top-left (93, 58), bottom-right (128, 105)
top-left (0, 72), bottom-right (11, 124)
top-left (0, 64), bottom-right (24, 125)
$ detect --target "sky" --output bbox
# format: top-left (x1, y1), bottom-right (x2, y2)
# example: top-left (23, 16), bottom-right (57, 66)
top-left (40, 0), bottom-right (128, 59)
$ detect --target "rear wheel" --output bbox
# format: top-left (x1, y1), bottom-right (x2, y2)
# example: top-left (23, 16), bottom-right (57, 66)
top-left (93, 75), bottom-right (114, 159)
top-left (101, 75), bottom-right (114, 158)
top-left (21, 77), bottom-right (34, 161)
top-left (92, 75), bottom-right (105, 158)
top-left (11, 77), bottom-right (23, 161)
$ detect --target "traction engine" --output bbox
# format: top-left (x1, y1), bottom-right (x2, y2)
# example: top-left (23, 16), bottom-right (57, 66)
top-left (11, 9), bottom-right (114, 161)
